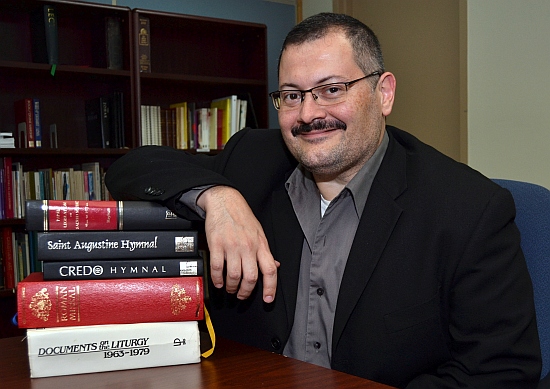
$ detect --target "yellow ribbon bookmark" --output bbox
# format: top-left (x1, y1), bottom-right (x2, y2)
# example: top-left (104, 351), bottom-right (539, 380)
top-left (201, 307), bottom-right (216, 358)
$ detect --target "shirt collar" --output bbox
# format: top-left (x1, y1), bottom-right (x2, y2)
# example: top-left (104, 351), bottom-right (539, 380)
top-left (285, 130), bottom-right (389, 217)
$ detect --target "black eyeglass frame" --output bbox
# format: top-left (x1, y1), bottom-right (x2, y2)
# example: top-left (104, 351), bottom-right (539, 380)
top-left (269, 70), bottom-right (382, 110)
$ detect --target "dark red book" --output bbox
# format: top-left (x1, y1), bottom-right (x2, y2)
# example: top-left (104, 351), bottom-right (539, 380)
top-left (14, 98), bottom-right (35, 148)
top-left (1, 227), bottom-right (15, 289)
top-left (17, 272), bottom-right (204, 328)
top-left (2, 157), bottom-right (13, 219)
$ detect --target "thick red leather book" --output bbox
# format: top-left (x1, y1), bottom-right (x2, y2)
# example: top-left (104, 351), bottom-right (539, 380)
top-left (17, 272), bottom-right (204, 329)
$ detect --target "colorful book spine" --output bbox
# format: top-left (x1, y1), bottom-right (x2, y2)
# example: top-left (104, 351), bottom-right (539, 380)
top-left (1, 227), bottom-right (15, 289)
top-left (138, 16), bottom-right (151, 72)
top-left (17, 272), bottom-right (204, 328)
top-left (32, 98), bottom-right (42, 148)
top-left (14, 98), bottom-right (35, 148)
top-left (25, 200), bottom-right (193, 231)
top-left (42, 257), bottom-right (204, 280)
top-left (36, 230), bottom-right (198, 260)
top-left (2, 157), bottom-right (13, 218)
top-left (26, 321), bottom-right (200, 378)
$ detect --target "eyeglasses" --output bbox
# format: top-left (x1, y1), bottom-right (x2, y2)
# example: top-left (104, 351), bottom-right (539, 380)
top-left (269, 71), bottom-right (381, 111)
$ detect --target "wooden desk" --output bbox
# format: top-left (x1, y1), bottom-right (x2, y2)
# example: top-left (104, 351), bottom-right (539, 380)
top-left (1, 336), bottom-right (396, 388)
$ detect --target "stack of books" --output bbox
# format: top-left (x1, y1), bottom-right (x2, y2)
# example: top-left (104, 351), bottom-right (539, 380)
top-left (17, 199), bottom-right (212, 378)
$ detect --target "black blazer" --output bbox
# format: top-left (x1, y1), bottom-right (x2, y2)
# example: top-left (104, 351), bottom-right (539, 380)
top-left (106, 126), bottom-right (541, 388)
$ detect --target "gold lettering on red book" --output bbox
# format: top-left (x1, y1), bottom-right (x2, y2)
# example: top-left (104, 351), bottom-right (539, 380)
top-left (56, 285), bottom-right (80, 322)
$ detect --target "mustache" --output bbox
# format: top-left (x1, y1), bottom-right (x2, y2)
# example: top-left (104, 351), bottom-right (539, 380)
top-left (291, 120), bottom-right (347, 137)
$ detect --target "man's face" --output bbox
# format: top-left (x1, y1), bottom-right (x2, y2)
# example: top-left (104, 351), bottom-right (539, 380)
top-left (278, 31), bottom-right (389, 182)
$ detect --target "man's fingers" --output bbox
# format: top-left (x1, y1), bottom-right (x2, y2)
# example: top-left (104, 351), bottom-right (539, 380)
top-left (209, 247), bottom-right (225, 289)
top-left (258, 251), bottom-right (278, 303)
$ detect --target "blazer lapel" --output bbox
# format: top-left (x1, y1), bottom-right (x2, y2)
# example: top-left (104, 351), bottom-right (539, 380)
top-left (332, 131), bottom-right (408, 349)
top-left (270, 187), bottom-right (303, 327)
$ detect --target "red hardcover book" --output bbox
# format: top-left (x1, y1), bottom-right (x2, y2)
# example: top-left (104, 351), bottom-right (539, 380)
top-left (17, 272), bottom-right (204, 328)
top-left (2, 157), bottom-right (13, 219)
top-left (14, 98), bottom-right (35, 148)
top-left (1, 227), bottom-right (15, 289)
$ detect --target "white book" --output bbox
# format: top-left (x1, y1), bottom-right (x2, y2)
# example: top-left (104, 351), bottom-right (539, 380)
top-left (26, 321), bottom-right (201, 378)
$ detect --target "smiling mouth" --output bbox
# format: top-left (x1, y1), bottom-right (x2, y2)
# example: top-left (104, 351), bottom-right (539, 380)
top-left (291, 119), bottom-right (347, 137)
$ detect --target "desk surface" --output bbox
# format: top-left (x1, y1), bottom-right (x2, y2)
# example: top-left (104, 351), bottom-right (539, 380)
top-left (1, 335), bottom-right (396, 389)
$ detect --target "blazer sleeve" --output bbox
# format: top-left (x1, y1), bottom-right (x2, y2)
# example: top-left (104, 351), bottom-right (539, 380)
top-left (105, 127), bottom-right (297, 220)
top-left (406, 186), bottom-right (541, 388)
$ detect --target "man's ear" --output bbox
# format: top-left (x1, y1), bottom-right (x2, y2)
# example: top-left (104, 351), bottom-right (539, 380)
top-left (378, 72), bottom-right (396, 117)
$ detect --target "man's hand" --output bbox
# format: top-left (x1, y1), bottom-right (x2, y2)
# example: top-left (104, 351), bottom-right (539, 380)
top-left (197, 185), bottom-right (279, 302)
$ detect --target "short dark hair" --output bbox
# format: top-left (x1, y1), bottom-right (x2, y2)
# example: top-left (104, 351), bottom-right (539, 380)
top-left (278, 13), bottom-right (385, 82)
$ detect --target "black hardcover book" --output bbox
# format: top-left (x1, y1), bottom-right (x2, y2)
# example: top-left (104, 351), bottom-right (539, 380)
top-left (43, 257), bottom-right (204, 280)
top-left (85, 96), bottom-right (110, 148)
top-left (92, 16), bottom-right (124, 70)
top-left (25, 200), bottom-right (194, 231)
top-left (37, 230), bottom-right (198, 260)
top-left (30, 4), bottom-right (59, 65)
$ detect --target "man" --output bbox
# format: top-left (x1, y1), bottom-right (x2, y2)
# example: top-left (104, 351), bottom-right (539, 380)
top-left (106, 13), bottom-right (541, 388)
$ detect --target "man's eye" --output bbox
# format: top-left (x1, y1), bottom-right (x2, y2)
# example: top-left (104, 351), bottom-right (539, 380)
top-left (283, 92), bottom-right (300, 101)
top-left (323, 85), bottom-right (345, 95)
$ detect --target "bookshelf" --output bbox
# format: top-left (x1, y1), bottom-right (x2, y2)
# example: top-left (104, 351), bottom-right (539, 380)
top-left (0, 0), bottom-right (268, 324)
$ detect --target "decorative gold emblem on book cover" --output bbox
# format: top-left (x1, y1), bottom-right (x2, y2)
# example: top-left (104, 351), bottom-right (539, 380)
top-left (170, 284), bottom-right (192, 315)
top-left (29, 288), bottom-right (52, 322)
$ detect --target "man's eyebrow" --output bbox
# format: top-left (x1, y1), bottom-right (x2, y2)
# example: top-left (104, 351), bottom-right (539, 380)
top-left (278, 76), bottom-right (344, 90)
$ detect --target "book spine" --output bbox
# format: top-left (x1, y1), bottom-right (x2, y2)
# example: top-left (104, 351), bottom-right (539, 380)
top-left (33, 98), bottom-right (42, 148)
top-left (43, 257), bottom-right (204, 280)
top-left (105, 16), bottom-right (123, 70)
top-left (2, 157), bottom-right (13, 218)
top-left (1, 227), bottom-right (15, 289)
top-left (25, 200), bottom-right (194, 231)
top-left (17, 272), bottom-right (204, 328)
top-left (36, 230), bottom-right (198, 260)
top-left (31, 5), bottom-right (59, 65)
top-left (26, 321), bottom-right (200, 377)
top-left (138, 17), bottom-right (151, 73)
top-left (14, 98), bottom-right (35, 148)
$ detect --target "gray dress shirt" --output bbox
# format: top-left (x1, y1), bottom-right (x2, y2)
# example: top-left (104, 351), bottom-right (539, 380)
top-left (282, 132), bottom-right (389, 368)
top-left (180, 131), bottom-right (389, 368)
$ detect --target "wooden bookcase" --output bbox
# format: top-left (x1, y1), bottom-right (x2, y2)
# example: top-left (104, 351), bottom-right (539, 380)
top-left (0, 0), bottom-right (268, 331)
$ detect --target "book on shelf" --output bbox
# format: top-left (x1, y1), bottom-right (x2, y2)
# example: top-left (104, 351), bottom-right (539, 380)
top-left (160, 107), bottom-right (176, 148)
top-left (14, 98), bottom-right (35, 148)
top-left (36, 230), bottom-right (198, 260)
top-left (1, 227), bottom-right (15, 290)
top-left (26, 321), bottom-right (201, 378)
top-left (169, 101), bottom-right (189, 149)
top-left (0, 132), bottom-right (15, 149)
top-left (42, 257), bottom-right (204, 280)
top-left (17, 272), bottom-right (204, 328)
top-left (138, 16), bottom-right (151, 72)
top-left (211, 95), bottom-right (238, 148)
top-left (30, 4), bottom-right (59, 65)
top-left (140, 105), bottom-right (162, 146)
top-left (93, 16), bottom-right (124, 70)
top-left (25, 200), bottom-right (194, 231)
top-left (2, 157), bottom-right (14, 219)
top-left (32, 98), bottom-right (42, 147)
top-left (85, 96), bottom-right (111, 148)
top-left (109, 91), bottom-right (125, 148)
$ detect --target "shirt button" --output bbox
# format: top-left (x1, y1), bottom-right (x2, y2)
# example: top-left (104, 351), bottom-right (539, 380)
top-left (316, 288), bottom-right (324, 296)
top-left (270, 337), bottom-right (281, 350)
top-left (314, 342), bottom-right (321, 350)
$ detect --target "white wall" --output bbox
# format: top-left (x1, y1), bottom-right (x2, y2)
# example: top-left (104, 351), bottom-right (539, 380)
top-left (467, 1), bottom-right (550, 188)
top-left (302, 0), bottom-right (332, 19)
